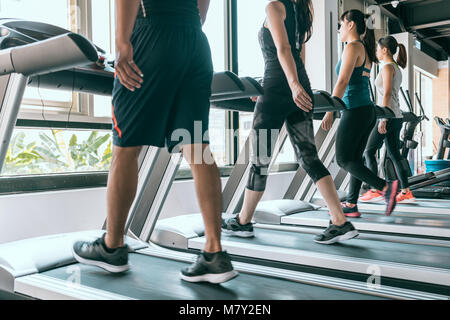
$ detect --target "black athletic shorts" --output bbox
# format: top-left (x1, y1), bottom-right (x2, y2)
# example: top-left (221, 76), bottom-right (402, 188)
top-left (111, 16), bottom-right (213, 152)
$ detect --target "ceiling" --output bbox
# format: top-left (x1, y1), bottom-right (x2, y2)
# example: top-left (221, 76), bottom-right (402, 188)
top-left (371, 0), bottom-right (450, 61)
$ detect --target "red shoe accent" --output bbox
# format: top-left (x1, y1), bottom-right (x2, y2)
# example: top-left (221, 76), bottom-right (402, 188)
top-left (328, 210), bottom-right (361, 218)
top-left (344, 211), bottom-right (361, 218)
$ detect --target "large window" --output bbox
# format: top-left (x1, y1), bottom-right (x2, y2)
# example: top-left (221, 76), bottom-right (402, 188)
top-left (0, 0), bottom-right (69, 29)
top-left (0, 0), bottom-right (77, 112)
top-left (236, 0), bottom-right (296, 165)
top-left (1, 0), bottom-right (111, 176)
top-left (203, 0), bottom-right (226, 73)
top-left (179, 0), bottom-right (227, 169)
top-left (237, 0), bottom-right (266, 77)
top-left (2, 129), bottom-right (111, 176)
top-left (1, 0), bottom-right (299, 183)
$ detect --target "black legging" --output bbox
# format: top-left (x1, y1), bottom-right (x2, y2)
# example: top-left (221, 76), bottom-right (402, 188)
top-left (336, 105), bottom-right (386, 204)
top-left (364, 118), bottom-right (410, 189)
top-left (247, 64), bottom-right (330, 192)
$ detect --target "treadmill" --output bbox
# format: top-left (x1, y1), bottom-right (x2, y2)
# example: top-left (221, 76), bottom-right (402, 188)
top-left (118, 93), bottom-right (450, 295)
top-left (145, 101), bottom-right (450, 296)
top-left (213, 96), bottom-right (450, 240)
top-left (0, 19), bottom-right (437, 300)
top-left (311, 87), bottom-right (450, 220)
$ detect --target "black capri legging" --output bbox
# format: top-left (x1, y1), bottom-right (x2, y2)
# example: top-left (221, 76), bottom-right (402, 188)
top-left (336, 105), bottom-right (386, 204)
top-left (247, 95), bottom-right (330, 192)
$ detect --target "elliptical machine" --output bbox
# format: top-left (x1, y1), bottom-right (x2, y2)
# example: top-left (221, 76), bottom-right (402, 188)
top-left (435, 116), bottom-right (450, 160)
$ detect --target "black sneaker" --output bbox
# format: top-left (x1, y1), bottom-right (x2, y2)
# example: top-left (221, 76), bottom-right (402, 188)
top-left (384, 180), bottom-right (399, 216)
top-left (180, 251), bottom-right (239, 284)
top-left (221, 216), bottom-right (254, 237)
top-left (72, 233), bottom-right (130, 273)
top-left (340, 203), bottom-right (361, 218)
top-left (314, 221), bottom-right (359, 244)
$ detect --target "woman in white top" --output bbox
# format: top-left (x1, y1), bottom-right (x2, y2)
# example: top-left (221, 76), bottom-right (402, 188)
top-left (359, 36), bottom-right (416, 204)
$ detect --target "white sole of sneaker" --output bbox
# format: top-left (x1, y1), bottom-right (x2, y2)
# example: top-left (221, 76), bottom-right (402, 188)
top-left (221, 228), bottom-right (254, 238)
top-left (72, 248), bottom-right (130, 273)
top-left (359, 197), bottom-right (384, 203)
top-left (180, 270), bottom-right (239, 284)
top-left (397, 198), bottom-right (416, 204)
top-left (314, 230), bottom-right (359, 245)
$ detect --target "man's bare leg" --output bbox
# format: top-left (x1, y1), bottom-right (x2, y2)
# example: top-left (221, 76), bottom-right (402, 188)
top-left (182, 144), bottom-right (222, 253)
top-left (104, 145), bottom-right (142, 248)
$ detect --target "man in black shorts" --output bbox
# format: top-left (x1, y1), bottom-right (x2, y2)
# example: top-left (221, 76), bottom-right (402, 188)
top-left (72, 0), bottom-right (238, 284)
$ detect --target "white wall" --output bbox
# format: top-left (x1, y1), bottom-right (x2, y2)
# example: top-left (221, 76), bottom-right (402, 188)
top-left (0, 172), bottom-right (296, 244)
top-left (390, 33), bottom-right (438, 110)
top-left (0, 188), bottom-right (107, 244)
top-left (413, 47), bottom-right (439, 79)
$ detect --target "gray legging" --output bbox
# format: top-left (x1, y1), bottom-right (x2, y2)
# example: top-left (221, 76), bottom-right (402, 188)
top-left (364, 118), bottom-right (410, 189)
top-left (247, 98), bottom-right (330, 192)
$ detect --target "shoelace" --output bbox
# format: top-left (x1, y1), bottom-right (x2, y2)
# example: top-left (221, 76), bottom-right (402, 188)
top-left (82, 238), bottom-right (102, 252)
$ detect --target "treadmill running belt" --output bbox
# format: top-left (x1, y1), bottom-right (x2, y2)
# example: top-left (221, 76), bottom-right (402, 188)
top-left (211, 229), bottom-right (450, 269)
top-left (348, 209), bottom-right (450, 220)
top-left (40, 253), bottom-right (384, 300)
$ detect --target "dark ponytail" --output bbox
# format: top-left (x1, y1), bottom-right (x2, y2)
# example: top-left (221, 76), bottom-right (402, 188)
top-left (292, 0), bottom-right (314, 47)
top-left (340, 9), bottom-right (378, 64)
top-left (397, 43), bottom-right (407, 69)
top-left (378, 36), bottom-right (407, 69)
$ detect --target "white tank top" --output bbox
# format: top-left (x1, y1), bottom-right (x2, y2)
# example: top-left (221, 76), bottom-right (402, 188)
top-left (375, 62), bottom-right (403, 118)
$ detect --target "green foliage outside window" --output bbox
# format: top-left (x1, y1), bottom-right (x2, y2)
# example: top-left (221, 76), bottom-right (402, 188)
top-left (2, 130), bottom-right (112, 175)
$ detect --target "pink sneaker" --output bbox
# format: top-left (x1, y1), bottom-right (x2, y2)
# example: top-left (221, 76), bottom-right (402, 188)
top-left (359, 190), bottom-right (384, 203)
top-left (396, 191), bottom-right (416, 204)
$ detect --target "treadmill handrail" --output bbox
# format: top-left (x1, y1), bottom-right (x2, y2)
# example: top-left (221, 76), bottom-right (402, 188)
top-left (1, 19), bottom-right (106, 53)
top-left (401, 111), bottom-right (421, 123)
top-left (313, 90), bottom-right (346, 113)
top-left (211, 76), bottom-right (263, 102)
top-left (211, 71), bottom-right (245, 96)
top-left (0, 33), bottom-right (98, 76)
top-left (374, 105), bottom-right (395, 119)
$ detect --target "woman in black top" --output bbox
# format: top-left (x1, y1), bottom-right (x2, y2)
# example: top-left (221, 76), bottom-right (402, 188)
top-left (222, 0), bottom-right (358, 244)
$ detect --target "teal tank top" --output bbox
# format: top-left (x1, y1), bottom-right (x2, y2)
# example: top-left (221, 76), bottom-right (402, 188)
top-left (336, 40), bottom-right (374, 109)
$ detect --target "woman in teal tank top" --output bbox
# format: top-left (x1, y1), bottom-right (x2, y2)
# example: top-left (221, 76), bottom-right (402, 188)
top-left (335, 46), bottom-right (373, 108)
top-left (322, 9), bottom-right (399, 217)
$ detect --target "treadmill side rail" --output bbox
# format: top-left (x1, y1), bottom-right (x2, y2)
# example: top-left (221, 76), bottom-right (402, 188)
top-left (150, 214), bottom-right (206, 250)
top-left (0, 230), bottom-right (147, 293)
top-left (254, 199), bottom-right (318, 225)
